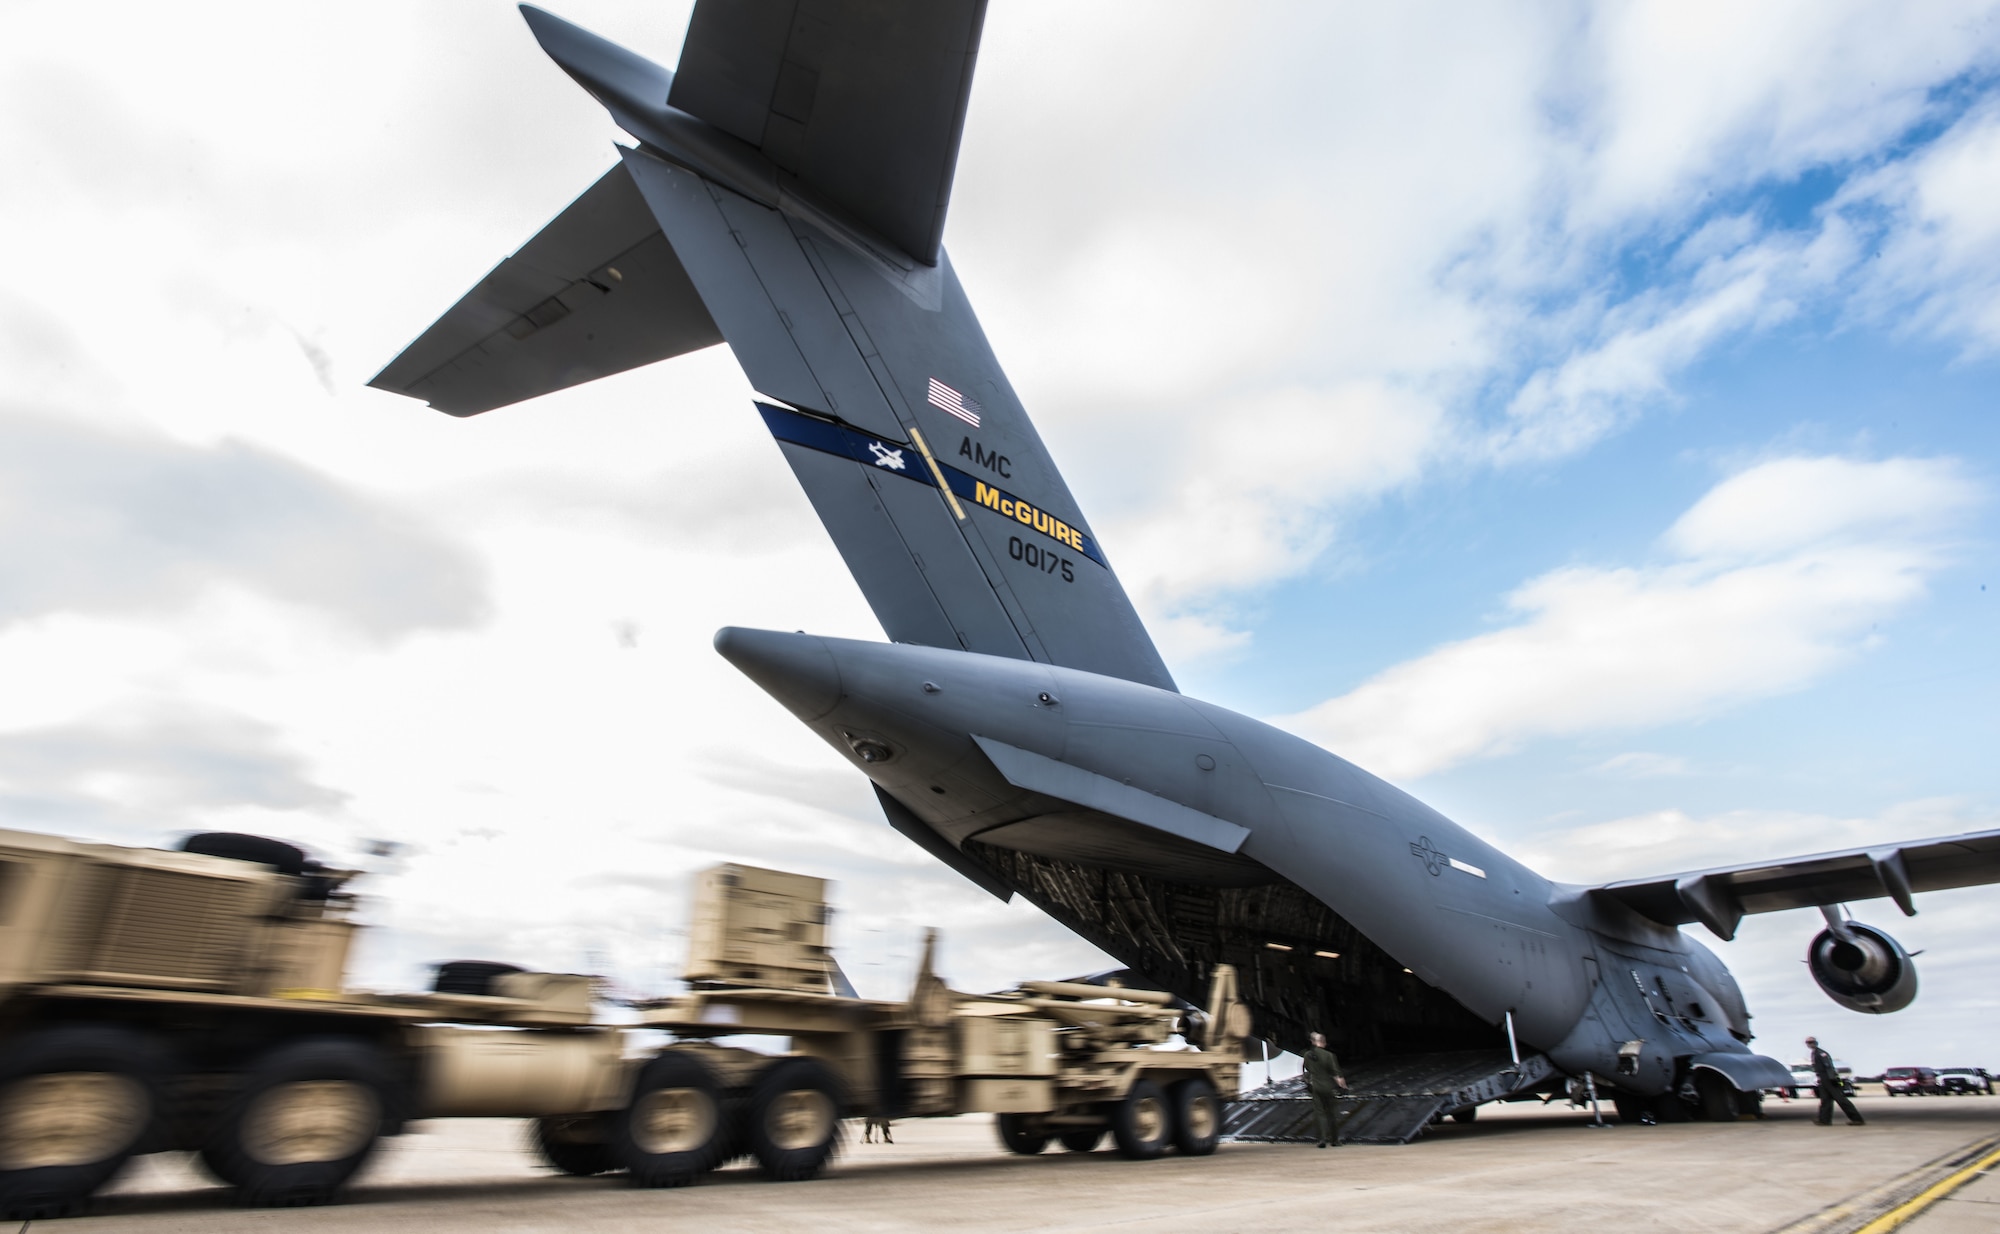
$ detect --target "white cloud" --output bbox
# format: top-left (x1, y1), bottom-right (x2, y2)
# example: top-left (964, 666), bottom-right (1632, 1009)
top-left (1568, 0), bottom-right (1996, 229)
top-left (1278, 455), bottom-right (1982, 778)
top-left (958, 1), bottom-right (2000, 643)
top-left (0, 702), bottom-right (346, 838)
top-left (0, 411), bottom-right (488, 639)
top-left (1486, 234), bottom-right (1829, 461)
top-left (1112, 381), bottom-right (1444, 617)
top-left (1519, 797), bottom-right (1983, 886)
top-left (1844, 99), bottom-right (2000, 352)
top-left (1666, 456), bottom-right (1978, 559)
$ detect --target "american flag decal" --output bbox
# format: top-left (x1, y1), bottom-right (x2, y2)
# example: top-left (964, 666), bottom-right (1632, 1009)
top-left (927, 377), bottom-right (983, 428)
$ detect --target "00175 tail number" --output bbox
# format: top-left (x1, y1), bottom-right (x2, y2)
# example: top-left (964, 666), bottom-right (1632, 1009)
top-left (1009, 536), bottom-right (1073, 582)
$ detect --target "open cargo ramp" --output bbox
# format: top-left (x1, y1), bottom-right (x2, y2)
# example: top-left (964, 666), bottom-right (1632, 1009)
top-left (1224, 1051), bottom-right (1559, 1145)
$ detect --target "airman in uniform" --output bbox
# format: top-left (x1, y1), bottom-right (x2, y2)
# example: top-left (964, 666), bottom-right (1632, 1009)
top-left (1807, 1036), bottom-right (1865, 1126)
top-left (1302, 1031), bottom-right (1350, 1148)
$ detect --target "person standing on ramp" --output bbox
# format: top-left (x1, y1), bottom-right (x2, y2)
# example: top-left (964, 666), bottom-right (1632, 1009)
top-left (1806, 1036), bottom-right (1865, 1126)
top-left (1303, 1032), bottom-right (1350, 1147)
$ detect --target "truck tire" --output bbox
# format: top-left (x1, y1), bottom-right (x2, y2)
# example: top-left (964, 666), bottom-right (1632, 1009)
top-left (0, 1025), bottom-right (165, 1221)
top-left (1058, 1127), bottom-right (1103, 1153)
top-left (612, 1052), bottom-right (727, 1187)
top-left (997, 1114), bottom-right (1050, 1155)
top-left (1111, 1079), bottom-right (1172, 1160)
top-left (1169, 1077), bottom-right (1221, 1156)
top-left (745, 1058), bottom-right (844, 1182)
top-left (202, 1038), bottom-right (393, 1207)
top-left (533, 1115), bottom-right (620, 1177)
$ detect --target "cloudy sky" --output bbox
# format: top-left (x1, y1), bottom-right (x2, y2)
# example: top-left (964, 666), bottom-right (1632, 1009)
top-left (3, 1), bottom-right (1998, 1073)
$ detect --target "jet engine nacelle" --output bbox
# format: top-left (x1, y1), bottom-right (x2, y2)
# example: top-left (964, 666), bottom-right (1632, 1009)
top-left (1807, 921), bottom-right (1918, 1014)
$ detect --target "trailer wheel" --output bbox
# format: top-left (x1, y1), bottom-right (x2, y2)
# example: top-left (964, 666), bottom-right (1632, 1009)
top-left (0, 1026), bottom-right (165, 1221)
top-left (203, 1038), bottom-right (392, 1207)
top-left (613, 1052), bottom-right (727, 1187)
top-left (996, 1114), bottom-right (1049, 1155)
top-left (533, 1115), bottom-right (619, 1177)
top-left (1057, 1127), bottom-right (1103, 1153)
top-left (1169, 1077), bottom-right (1221, 1156)
top-left (745, 1058), bottom-right (843, 1182)
top-left (1111, 1079), bottom-right (1171, 1160)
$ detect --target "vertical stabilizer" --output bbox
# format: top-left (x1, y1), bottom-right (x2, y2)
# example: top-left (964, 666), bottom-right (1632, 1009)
top-left (375, 3), bottom-right (1175, 692)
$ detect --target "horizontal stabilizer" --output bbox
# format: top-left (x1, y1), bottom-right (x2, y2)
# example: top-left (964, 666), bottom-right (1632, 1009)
top-left (669, 0), bottom-right (984, 264)
top-left (368, 163), bottom-right (721, 415)
top-left (1595, 827), bottom-right (2000, 939)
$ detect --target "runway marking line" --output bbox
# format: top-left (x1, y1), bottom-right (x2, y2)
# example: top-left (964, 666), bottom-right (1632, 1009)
top-left (1854, 1143), bottom-right (2000, 1233)
top-left (1771, 1134), bottom-right (2000, 1234)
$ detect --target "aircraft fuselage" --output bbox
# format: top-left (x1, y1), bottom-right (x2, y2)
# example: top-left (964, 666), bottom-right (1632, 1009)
top-left (717, 626), bottom-right (1758, 1096)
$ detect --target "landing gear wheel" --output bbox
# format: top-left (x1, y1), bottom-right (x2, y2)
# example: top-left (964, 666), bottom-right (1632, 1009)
top-left (1694, 1072), bottom-right (1737, 1122)
top-left (1170, 1077), bottom-right (1221, 1156)
top-left (1057, 1127), bottom-right (1103, 1153)
top-left (203, 1038), bottom-right (391, 1208)
top-left (997, 1114), bottom-right (1050, 1155)
top-left (745, 1058), bottom-right (843, 1182)
top-left (1611, 1093), bottom-right (1654, 1125)
top-left (0, 1026), bottom-right (164, 1221)
top-left (533, 1115), bottom-right (619, 1177)
top-left (1111, 1079), bottom-right (1172, 1160)
top-left (612, 1052), bottom-right (726, 1187)
top-left (1451, 1106), bottom-right (1478, 1125)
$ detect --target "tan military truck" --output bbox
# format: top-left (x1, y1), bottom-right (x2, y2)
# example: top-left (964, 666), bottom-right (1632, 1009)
top-left (0, 829), bottom-right (1246, 1219)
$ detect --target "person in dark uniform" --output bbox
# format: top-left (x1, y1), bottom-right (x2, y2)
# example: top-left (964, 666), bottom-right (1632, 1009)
top-left (1807, 1036), bottom-right (1865, 1126)
top-left (1302, 1031), bottom-right (1350, 1148)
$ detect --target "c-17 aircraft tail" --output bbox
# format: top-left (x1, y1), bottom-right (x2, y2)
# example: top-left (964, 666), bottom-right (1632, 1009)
top-left (371, 1), bottom-right (1175, 696)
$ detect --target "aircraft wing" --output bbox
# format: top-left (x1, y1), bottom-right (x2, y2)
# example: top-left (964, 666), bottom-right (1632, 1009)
top-left (1593, 827), bottom-right (2000, 940)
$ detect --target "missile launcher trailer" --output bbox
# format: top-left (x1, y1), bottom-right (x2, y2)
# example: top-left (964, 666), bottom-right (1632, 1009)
top-left (635, 867), bottom-right (1251, 1170)
top-left (0, 830), bottom-right (1247, 1219)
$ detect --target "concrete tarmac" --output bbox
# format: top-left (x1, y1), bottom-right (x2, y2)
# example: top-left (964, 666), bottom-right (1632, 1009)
top-left (57, 1093), bottom-right (2000, 1233)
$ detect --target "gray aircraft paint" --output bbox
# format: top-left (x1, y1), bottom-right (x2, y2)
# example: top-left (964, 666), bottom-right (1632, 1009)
top-left (374, 1), bottom-right (2000, 1107)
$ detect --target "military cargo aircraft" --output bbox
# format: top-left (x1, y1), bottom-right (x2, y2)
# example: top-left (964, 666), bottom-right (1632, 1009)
top-left (374, 1), bottom-right (2000, 1130)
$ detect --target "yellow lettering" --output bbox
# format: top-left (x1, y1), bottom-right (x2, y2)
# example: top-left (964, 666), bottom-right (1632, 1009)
top-left (973, 483), bottom-right (1086, 555)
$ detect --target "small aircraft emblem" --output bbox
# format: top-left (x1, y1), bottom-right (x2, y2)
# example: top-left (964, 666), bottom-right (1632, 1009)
top-left (869, 442), bottom-right (907, 471)
top-left (1410, 837), bottom-right (1446, 877)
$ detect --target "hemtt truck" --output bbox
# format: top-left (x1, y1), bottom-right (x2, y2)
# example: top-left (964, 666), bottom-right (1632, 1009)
top-left (0, 829), bottom-right (1248, 1218)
